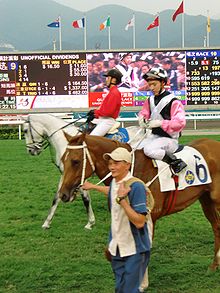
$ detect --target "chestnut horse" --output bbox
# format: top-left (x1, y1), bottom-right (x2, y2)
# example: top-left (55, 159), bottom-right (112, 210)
top-left (59, 132), bottom-right (220, 272)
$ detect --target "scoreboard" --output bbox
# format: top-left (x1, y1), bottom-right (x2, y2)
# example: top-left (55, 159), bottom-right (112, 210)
top-left (0, 52), bottom-right (88, 109)
top-left (0, 48), bottom-right (220, 110)
top-left (186, 50), bottom-right (220, 105)
top-left (0, 53), bottom-right (87, 96)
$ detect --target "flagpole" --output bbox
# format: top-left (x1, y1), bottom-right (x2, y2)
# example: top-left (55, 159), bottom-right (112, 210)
top-left (157, 12), bottom-right (160, 48)
top-left (108, 14), bottom-right (111, 49)
top-left (84, 14), bottom-right (87, 50)
top-left (59, 16), bottom-right (62, 50)
top-left (133, 13), bottom-right (136, 49)
top-left (207, 10), bottom-right (210, 47)
top-left (182, 8), bottom-right (184, 47)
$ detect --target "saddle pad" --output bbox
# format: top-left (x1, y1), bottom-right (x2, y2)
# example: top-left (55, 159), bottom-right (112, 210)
top-left (106, 128), bottom-right (129, 143)
top-left (154, 146), bottom-right (212, 192)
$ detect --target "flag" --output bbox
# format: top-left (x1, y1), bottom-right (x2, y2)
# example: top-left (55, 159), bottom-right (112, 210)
top-left (147, 16), bottom-right (159, 30)
top-left (99, 16), bottom-right (110, 31)
top-left (172, 1), bottom-right (184, 22)
top-left (125, 16), bottom-right (134, 30)
top-left (72, 18), bottom-right (85, 28)
top-left (207, 15), bottom-right (211, 33)
top-left (47, 17), bottom-right (60, 28)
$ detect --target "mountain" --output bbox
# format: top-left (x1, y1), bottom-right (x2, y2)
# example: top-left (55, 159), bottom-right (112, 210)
top-left (0, 0), bottom-right (219, 52)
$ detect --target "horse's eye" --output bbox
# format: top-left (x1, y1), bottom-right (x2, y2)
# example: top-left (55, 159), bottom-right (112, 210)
top-left (23, 129), bottom-right (28, 134)
top-left (71, 160), bottom-right (80, 166)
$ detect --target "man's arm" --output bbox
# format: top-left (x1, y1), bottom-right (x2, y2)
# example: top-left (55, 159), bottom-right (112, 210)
top-left (120, 199), bottom-right (146, 228)
top-left (117, 182), bottom-right (146, 229)
top-left (82, 181), bottom-right (109, 196)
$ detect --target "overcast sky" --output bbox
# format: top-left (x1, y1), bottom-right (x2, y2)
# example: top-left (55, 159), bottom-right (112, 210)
top-left (58, 0), bottom-right (220, 19)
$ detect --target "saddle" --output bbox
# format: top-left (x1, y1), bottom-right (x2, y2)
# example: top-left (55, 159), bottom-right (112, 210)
top-left (80, 121), bottom-right (129, 143)
top-left (153, 146), bottom-right (212, 192)
top-left (107, 121), bottom-right (121, 134)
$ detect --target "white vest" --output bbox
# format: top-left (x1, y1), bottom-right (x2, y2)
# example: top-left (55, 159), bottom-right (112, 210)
top-left (149, 93), bottom-right (179, 139)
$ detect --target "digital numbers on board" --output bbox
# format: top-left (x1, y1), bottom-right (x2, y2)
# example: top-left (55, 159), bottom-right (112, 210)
top-left (0, 53), bottom-right (88, 97)
top-left (186, 50), bottom-right (220, 105)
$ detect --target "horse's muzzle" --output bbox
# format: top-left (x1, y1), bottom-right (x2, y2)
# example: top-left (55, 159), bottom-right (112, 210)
top-left (60, 185), bottom-right (80, 202)
top-left (27, 148), bottom-right (41, 156)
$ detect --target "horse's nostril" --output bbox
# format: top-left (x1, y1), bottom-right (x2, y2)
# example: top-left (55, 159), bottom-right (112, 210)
top-left (61, 194), bottom-right (70, 202)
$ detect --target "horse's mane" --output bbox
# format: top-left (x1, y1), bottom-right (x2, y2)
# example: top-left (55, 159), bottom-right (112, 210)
top-left (68, 133), bottom-right (132, 151)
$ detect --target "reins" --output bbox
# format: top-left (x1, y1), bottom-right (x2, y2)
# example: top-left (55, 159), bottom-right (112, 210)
top-left (47, 115), bottom-right (87, 140)
top-left (95, 128), bottom-right (150, 186)
top-left (64, 128), bottom-right (169, 189)
top-left (95, 128), bottom-right (169, 188)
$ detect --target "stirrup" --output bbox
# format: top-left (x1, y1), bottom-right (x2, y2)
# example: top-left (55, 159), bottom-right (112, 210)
top-left (170, 160), bottom-right (187, 173)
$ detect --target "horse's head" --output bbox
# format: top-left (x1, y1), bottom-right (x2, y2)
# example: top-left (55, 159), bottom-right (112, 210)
top-left (23, 115), bottom-right (47, 155)
top-left (59, 132), bottom-right (95, 202)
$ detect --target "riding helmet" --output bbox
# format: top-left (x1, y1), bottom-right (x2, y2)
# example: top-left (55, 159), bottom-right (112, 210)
top-left (143, 67), bottom-right (168, 84)
top-left (103, 68), bottom-right (123, 85)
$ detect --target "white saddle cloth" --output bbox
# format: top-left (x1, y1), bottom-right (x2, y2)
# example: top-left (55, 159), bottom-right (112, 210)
top-left (154, 146), bottom-right (212, 192)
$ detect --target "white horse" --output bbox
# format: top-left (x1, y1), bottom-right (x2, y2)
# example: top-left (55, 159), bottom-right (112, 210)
top-left (23, 113), bottom-right (96, 230)
top-left (23, 113), bottom-right (145, 230)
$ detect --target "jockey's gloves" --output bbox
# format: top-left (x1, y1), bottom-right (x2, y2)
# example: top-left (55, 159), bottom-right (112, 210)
top-left (138, 116), bottom-right (147, 128)
top-left (148, 120), bottom-right (162, 129)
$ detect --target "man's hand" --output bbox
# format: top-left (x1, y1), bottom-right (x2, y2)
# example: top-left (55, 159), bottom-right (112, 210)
top-left (148, 120), bottom-right (162, 129)
top-left (117, 182), bottom-right (131, 198)
top-left (81, 181), bottom-right (95, 190)
top-left (86, 109), bottom-right (95, 123)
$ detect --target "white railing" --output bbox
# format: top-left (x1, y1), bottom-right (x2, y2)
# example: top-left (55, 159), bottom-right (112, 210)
top-left (1, 111), bottom-right (220, 139)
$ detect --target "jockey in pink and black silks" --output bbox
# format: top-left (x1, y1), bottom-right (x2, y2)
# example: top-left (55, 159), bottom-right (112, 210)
top-left (86, 68), bottom-right (123, 137)
top-left (137, 67), bottom-right (187, 174)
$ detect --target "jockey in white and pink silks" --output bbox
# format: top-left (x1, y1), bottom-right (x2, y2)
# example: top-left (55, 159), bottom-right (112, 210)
top-left (137, 67), bottom-right (187, 174)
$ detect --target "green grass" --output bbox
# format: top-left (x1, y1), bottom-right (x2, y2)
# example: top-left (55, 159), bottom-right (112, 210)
top-left (0, 136), bottom-right (220, 292)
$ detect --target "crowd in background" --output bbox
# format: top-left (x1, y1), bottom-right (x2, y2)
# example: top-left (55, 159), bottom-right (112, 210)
top-left (87, 51), bottom-right (186, 93)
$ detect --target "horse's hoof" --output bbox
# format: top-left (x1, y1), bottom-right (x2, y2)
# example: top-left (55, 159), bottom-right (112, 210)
top-left (207, 264), bottom-right (218, 273)
top-left (84, 221), bottom-right (95, 230)
top-left (42, 223), bottom-right (50, 229)
top-left (84, 224), bottom-right (92, 230)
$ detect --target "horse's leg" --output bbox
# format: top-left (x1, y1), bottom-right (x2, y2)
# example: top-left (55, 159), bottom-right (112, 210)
top-left (42, 176), bottom-right (63, 229)
top-left (42, 192), bottom-right (61, 229)
top-left (139, 215), bottom-right (154, 292)
top-left (199, 191), bottom-right (220, 271)
top-left (80, 188), bottom-right (96, 230)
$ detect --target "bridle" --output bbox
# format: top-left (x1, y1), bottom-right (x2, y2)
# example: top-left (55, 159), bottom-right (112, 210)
top-left (24, 116), bottom-right (49, 151)
top-left (24, 115), bottom-right (84, 151)
top-left (65, 141), bottom-right (95, 186)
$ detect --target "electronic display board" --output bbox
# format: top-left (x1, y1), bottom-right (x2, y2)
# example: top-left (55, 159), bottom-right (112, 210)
top-left (186, 49), bottom-right (220, 105)
top-left (0, 53), bottom-right (88, 109)
top-left (6, 48), bottom-right (220, 109)
top-left (87, 50), bottom-right (186, 108)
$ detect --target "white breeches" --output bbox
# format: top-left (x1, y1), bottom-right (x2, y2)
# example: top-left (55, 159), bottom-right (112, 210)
top-left (135, 134), bottom-right (178, 160)
top-left (90, 117), bottom-right (116, 136)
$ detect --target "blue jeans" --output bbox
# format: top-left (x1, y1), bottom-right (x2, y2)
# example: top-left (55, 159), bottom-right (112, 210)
top-left (111, 250), bottom-right (150, 293)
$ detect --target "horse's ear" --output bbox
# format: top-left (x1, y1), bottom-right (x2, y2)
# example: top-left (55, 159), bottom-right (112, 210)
top-left (63, 131), bottom-right (73, 142)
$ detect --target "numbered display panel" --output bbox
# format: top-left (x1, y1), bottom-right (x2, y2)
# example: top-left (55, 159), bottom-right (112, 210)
top-left (0, 53), bottom-right (87, 95)
top-left (0, 48), bottom-right (219, 109)
top-left (186, 50), bottom-right (220, 105)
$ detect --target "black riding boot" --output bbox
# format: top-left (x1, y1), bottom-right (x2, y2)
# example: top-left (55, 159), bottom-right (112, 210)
top-left (162, 153), bottom-right (187, 173)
